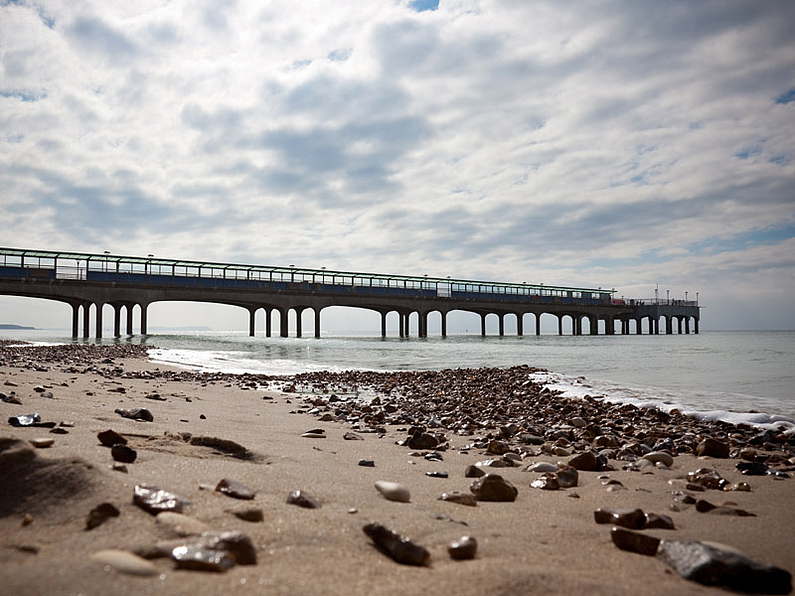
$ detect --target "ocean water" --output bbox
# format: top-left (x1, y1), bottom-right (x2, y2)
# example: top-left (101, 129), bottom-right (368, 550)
top-left (3, 329), bottom-right (794, 432)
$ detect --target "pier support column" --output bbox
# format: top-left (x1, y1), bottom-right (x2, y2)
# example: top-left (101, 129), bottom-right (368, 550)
top-left (126, 304), bottom-right (134, 336)
top-left (535, 313), bottom-right (540, 335)
top-left (295, 308), bottom-right (303, 338)
top-left (248, 308), bottom-right (256, 337)
top-left (677, 317), bottom-right (683, 334)
top-left (607, 316), bottom-right (615, 335)
top-left (113, 305), bottom-right (121, 338)
top-left (280, 309), bottom-right (289, 338)
top-left (441, 312), bottom-right (447, 338)
top-left (694, 318), bottom-right (699, 334)
top-left (265, 309), bottom-right (272, 338)
top-left (653, 318), bottom-right (659, 335)
top-left (398, 313), bottom-right (404, 338)
top-left (557, 315), bottom-right (563, 336)
top-left (666, 316), bottom-right (672, 335)
top-left (381, 312), bottom-right (387, 338)
top-left (419, 312), bottom-right (427, 338)
top-left (516, 314), bottom-right (523, 337)
top-left (498, 314), bottom-right (504, 337)
top-left (82, 304), bottom-right (90, 338)
top-left (95, 302), bottom-right (104, 339)
top-left (71, 304), bottom-right (80, 338)
top-left (314, 308), bottom-right (321, 338)
top-left (685, 317), bottom-right (690, 334)
top-left (140, 304), bottom-right (148, 335)
top-left (481, 313), bottom-right (487, 336)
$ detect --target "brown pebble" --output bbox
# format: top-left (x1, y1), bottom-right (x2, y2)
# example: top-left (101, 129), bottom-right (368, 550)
top-left (286, 490), bottom-right (321, 509)
top-left (111, 444), bottom-right (137, 463)
top-left (610, 527), bottom-right (660, 556)
top-left (215, 478), bottom-right (255, 500)
top-left (29, 438), bottom-right (54, 448)
top-left (22, 513), bottom-right (33, 526)
top-left (86, 503), bottom-right (120, 530)
top-left (97, 429), bottom-right (127, 447)
top-left (448, 536), bottom-right (477, 560)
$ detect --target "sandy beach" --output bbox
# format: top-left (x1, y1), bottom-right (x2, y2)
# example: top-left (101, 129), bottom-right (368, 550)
top-left (1, 342), bottom-right (793, 596)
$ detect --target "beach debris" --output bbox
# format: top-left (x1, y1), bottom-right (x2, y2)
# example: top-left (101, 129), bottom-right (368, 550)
top-left (215, 478), bottom-right (255, 500)
top-left (656, 540), bottom-right (792, 594)
top-left (439, 491), bottom-right (478, 506)
top-left (469, 474), bottom-right (518, 502)
top-left (696, 437), bottom-right (730, 458)
top-left (133, 484), bottom-right (189, 515)
top-left (29, 438), bottom-right (54, 449)
top-left (610, 527), bottom-right (660, 556)
top-left (156, 512), bottom-right (212, 537)
top-left (111, 444), bottom-right (137, 463)
top-left (114, 407), bottom-right (154, 422)
top-left (426, 470), bottom-right (448, 478)
top-left (362, 522), bottom-right (430, 566)
top-left (448, 536), bottom-right (477, 560)
top-left (97, 429), bottom-right (127, 447)
top-left (374, 480), bottom-right (411, 503)
top-left (86, 503), bottom-right (120, 530)
top-left (89, 549), bottom-right (158, 576)
top-left (228, 507), bottom-right (264, 522)
top-left (464, 464), bottom-right (486, 478)
top-left (286, 489), bottom-right (321, 509)
top-left (695, 499), bottom-right (755, 516)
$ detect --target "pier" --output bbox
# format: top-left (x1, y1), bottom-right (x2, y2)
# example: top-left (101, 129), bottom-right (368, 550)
top-left (0, 247), bottom-right (700, 339)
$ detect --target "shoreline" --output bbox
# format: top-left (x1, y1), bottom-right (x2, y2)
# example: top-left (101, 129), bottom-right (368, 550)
top-left (1, 343), bottom-right (793, 595)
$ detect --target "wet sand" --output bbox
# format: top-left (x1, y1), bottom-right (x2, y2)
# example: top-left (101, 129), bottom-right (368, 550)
top-left (0, 343), bottom-right (793, 595)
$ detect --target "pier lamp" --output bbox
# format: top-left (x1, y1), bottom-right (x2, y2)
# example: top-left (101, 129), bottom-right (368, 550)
top-left (667, 289), bottom-right (670, 302)
top-left (103, 250), bottom-right (110, 272)
top-left (685, 291), bottom-right (688, 302)
top-left (696, 292), bottom-right (699, 305)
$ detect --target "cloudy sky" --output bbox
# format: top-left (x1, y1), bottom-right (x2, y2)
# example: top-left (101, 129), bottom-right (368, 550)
top-left (1, 0), bottom-right (794, 332)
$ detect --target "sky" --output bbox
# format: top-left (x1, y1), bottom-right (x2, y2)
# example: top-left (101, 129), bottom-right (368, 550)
top-left (1, 0), bottom-right (794, 333)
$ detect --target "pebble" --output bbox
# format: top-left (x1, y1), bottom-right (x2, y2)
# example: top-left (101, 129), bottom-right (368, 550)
top-left (426, 471), bottom-right (448, 478)
top-left (556, 466), bottom-right (579, 488)
top-left (171, 545), bottom-right (235, 572)
top-left (530, 472), bottom-right (560, 490)
top-left (643, 451), bottom-right (674, 467)
top-left (448, 536), bottom-right (477, 560)
top-left (344, 432), bottom-right (364, 440)
top-left (90, 549), bottom-right (158, 576)
top-left (215, 478), bottom-right (255, 500)
top-left (86, 503), bottom-right (120, 530)
top-left (594, 508), bottom-right (646, 529)
top-left (374, 480), bottom-right (411, 503)
top-left (111, 444), bottom-right (137, 463)
top-left (358, 459), bottom-right (375, 467)
top-left (156, 511), bottom-right (212, 537)
top-left (29, 438), bottom-right (54, 448)
top-left (695, 499), bottom-right (755, 517)
top-left (97, 429), bottom-right (126, 446)
top-left (464, 464), bottom-right (486, 478)
top-left (286, 489), bottom-right (321, 509)
top-left (228, 507), bottom-right (264, 522)
top-left (610, 527), bottom-right (660, 556)
top-left (133, 484), bottom-right (189, 515)
top-left (438, 492), bottom-right (478, 507)
top-left (568, 450), bottom-right (607, 471)
top-left (469, 474), bottom-right (518, 502)
top-left (114, 408), bottom-right (154, 422)
top-left (524, 462), bottom-right (557, 473)
top-left (696, 437), bottom-right (730, 458)
top-left (362, 522), bottom-right (430, 566)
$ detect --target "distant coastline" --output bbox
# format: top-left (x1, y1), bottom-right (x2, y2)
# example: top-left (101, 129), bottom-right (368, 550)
top-left (0, 324), bottom-right (35, 330)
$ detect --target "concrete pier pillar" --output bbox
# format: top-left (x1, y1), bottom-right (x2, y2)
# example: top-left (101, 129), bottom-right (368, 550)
top-left (249, 308), bottom-right (256, 337)
top-left (280, 309), bottom-right (289, 338)
top-left (381, 312), bottom-right (387, 338)
top-left (498, 314), bottom-right (504, 337)
top-left (95, 303), bottom-right (104, 339)
top-left (314, 308), bottom-right (321, 338)
top-left (71, 304), bottom-right (79, 338)
top-left (126, 304), bottom-right (134, 336)
top-left (481, 313), bottom-right (487, 336)
top-left (653, 318), bottom-right (659, 335)
top-left (295, 308), bottom-right (303, 338)
top-left (666, 316), bottom-right (672, 334)
top-left (685, 317), bottom-right (690, 334)
top-left (419, 312), bottom-right (427, 338)
top-left (114, 304), bottom-right (121, 338)
top-left (399, 313), bottom-right (405, 338)
top-left (441, 312), bottom-right (447, 338)
top-left (517, 314), bottom-right (523, 337)
top-left (265, 309), bottom-right (272, 337)
top-left (82, 304), bottom-right (90, 338)
top-left (694, 318), bottom-right (699, 334)
top-left (535, 313), bottom-right (540, 335)
top-left (557, 315), bottom-right (563, 335)
top-left (140, 304), bottom-right (147, 335)
top-left (677, 317), bottom-right (683, 334)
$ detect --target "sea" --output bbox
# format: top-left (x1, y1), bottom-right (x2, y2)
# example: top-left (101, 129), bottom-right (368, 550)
top-left (3, 329), bottom-right (794, 434)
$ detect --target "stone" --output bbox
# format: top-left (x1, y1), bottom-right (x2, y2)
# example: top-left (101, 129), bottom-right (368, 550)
top-left (464, 464), bottom-right (486, 478)
top-left (8, 413), bottom-right (41, 427)
top-left (90, 549), bottom-right (158, 576)
top-left (86, 503), bottom-right (120, 530)
top-left (286, 489), bottom-right (321, 509)
top-left (111, 444), bottom-right (137, 463)
top-left (530, 472), bottom-right (560, 490)
top-left (374, 481), bottom-right (410, 503)
top-left (215, 478), bottom-right (255, 500)
top-left (610, 527), bottom-right (660, 556)
top-left (643, 451), bottom-right (674, 467)
top-left (656, 540), bottom-right (792, 594)
top-left (362, 523), bottom-right (430, 566)
top-left (406, 432), bottom-right (439, 450)
top-left (426, 471), bottom-right (448, 478)
top-left (645, 512), bottom-right (676, 530)
top-left (97, 429), bottom-right (126, 446)
top-left (695, 499), bottom-right (755, 517)
top-left (133, 484), bottom-right (189, 515)
top-left (228, 507), bottom-right (264, 522)
top-left (358, 459), bottom-right (375, 467)
top-left (448, 536), bottom-right (477, 560)
top-left (569, 450), bottom-right (606, 471)
top-left (556, 466), bottom-right (579, 488)
top-left (696, 437), bottom-right (730, 458)
top-left (29, 438), bottom-right (54, 448)
top-left (0, 392), bottom-right (22, 404)
top-left (524, 462), bottom-right (557, 473)
top-left (438, 492), bottom-right (478, 507)
top-left (469, 474), bottom-right (518, 502)
top-left (594, 508), bottom-right (646, 529)
top-left (687, 468), bottom-right (729, 490)
top-left (344, 432), bottom-right (364, 440)
top-left (301, 431), bottom-right (326, 438)
top-left (486, 440), bottom-right (511, 455)
top-left (156, 512), bottom-right (212, 536)
top-left (114, 408), bottom-right (154, 422)
top-left (171, 545), bottom-right (235, 572)
top-left (736, 462), bottom-right (770, 476)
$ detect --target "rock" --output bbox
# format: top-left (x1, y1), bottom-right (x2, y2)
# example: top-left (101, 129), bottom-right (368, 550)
top-left (111, 444), bottom-right (137, 463)
top-left (344, 432), bottom-right (364, 440)
top-left (362, 523), bottom-right (430, 566)
top-left (594, 508), bottom-right (646, 529)
top-left (556, 466), bottom-right (579, 488)
top-left (8, 413), bottom-right (41, 427)
top-left (156, 512), bottom-right (212, 537)
top-left (656, 540), bottom-right (792, 594)
top-left (524, 462), bottom-right (557, 473)
top-left (215, 478), bottom-right (255, 500)
top-left (426, 471), bottom-right (448, 478)
top-left (358, 459), bottom-right (375, 467)
top-left (22, 513), bottom-right (33, 526)
top-left (114, 408), bottom-right (154, 422)
top-left (29, 438), bottom-right (54, 448)
top-left (568, 450), bottom-right (606, 471)
top-left (0, 392), bottom-right (22, 404)
top-left (464, 464), bottom-right (486, 478)
top-left (736, 462), bottom-right (770, 476)
top-left (687, 468), bottom-right (729, 490)
top-left (301, 431), bottom-right (326, 438)
top-left (86, 503), bottom-right (120, 530)
top-left (171, 545), bottom-right (235, 572)
top-left (97, 429), bottom-right (126, 447)
top-left (695, 499), bottom-right (755, 516)
top-left (645, 512), bottom-right (676, 530)
top-left (469, 474), bottom-right (518, 502)
top-left (374, 481), bottom-right (410, 503)
top-left (228, 507), bottom-right (264, 522)
top-left (406, 433), bottom-right (439, 450)
top-left (696, 438), bottom-right (730, 458)
top-left (643, 451), bottom-right (674, 467)
top-left (49, 427), bottom-right (68, 435)
top-left (610, 527), bottom-right (660, 556)
top-left (438, 492), bottom-right (478, 507)
top-left (171, 531), bottom-right (256, 566)
top-left (448, 536), bottom-right (477, 560)
top-left (530, 472), bottom-right (560, 490)
top-left (144, 393), bottom-right (166, 401)
top-left (286, 490), bottom-right (321, 509)
top-left (486, 440), bottom-right (511, 455)
top-left (90, 549), bottom-right (158, 576)
top-left (133, 484), bottom-right (189, 515)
